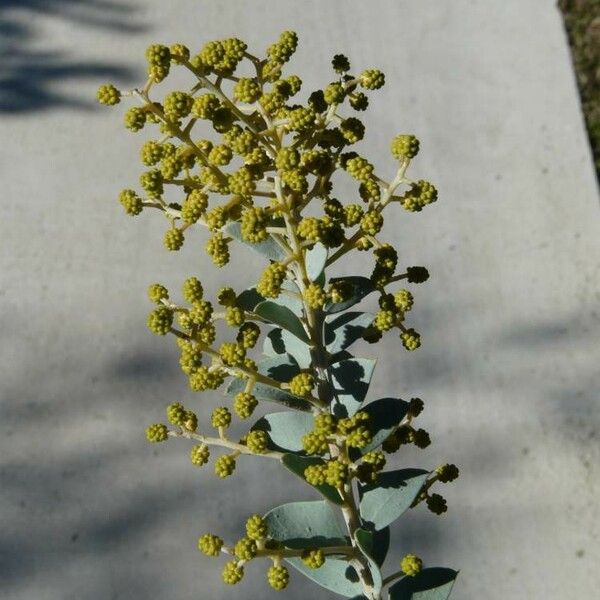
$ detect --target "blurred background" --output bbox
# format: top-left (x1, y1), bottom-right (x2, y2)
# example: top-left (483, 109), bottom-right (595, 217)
top-left (1, 1), bottom-right (599, 599)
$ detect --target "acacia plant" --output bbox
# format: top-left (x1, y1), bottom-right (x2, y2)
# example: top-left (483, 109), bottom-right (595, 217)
top-left (98, 31), bottom-right (459, 600)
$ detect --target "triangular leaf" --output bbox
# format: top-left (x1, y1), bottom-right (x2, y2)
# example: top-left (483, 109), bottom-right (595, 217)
top-left (236, 287), bottom-right (264, 312)
top-left (257, 355), bottom-right (300, 383)
top-left (226, 379), bottom-right (311, 412)
top-left (252, 411), bottom-right (314, 453)
top-left (329, 357), bottom-right (377, 417)
top-left (359, 397), bottom-right (410, 454)
top-left (306, 243), bottom-right (328, 281)
top-left (354, 527), bottom-right (390, 568)
top-left (358, 469), bottom-right (430, 530)
top-left (273, 280), bottom-right (304, 315)
top-left (223, 221), bottom-right (287, 261)
top-left (325, 311), bottom-right (374, 354)
top-left (355, 528), bottom-right (383, 595)
top-left (282, 454), bottom-right (344, 505)
top-left (263, 327), bottom-right (313, 369)
top-left (388, 568), bottom-right (458, 600)
top-left (263, 500), bottom-right (348, 549)
top-left (325, 276), bottom-right (376, 314)
top-left (254, 301), bottom-right (311, 344)
top-left (286, 556), bottom-right (362, 597)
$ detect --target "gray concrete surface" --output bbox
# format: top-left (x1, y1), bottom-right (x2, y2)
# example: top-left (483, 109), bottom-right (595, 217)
top-left (1, 1), bottom-right (599, 599)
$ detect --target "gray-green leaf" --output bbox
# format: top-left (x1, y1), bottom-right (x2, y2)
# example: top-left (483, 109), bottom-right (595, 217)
top-left (252, 411), bottom-right (314, 453)
top-left (355, 528), bottom-right (383, 595)
top-left (286, 556), bottom-right (363, 597)
top-left (263, 500), bottom-right (348, 549)
top-left (254, 301), bottom-right (311, 343)
top-left (329, 357), bottom-right (377, 417)
top-left (263, 327), bottom-right (313, 369)
top-left (358, 469), bottom-right (430, 530)
top-left (257, 355), bottom-right (300, 383)
top-left (388, 568), bottom-right (458, 600)
top-left (306, 243), bottom-right (328, 281)
top-left (325, 311), bottom-right (374, 354)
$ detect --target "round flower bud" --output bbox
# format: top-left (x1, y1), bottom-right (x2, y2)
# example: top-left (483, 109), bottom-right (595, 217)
top-left (401, 553), bottom-right (423, 576)
top-left (219, 342), bottom-right (246, 367)
top-left (234, 78), bottom-right (261, 103)
top-left (147, 306), bottom-right (173, 335)
top-left (410, 428), bottom-right (431, 449)
top-left (181, 190), bottom-right (208, 224)
top-left (234, 537), bottom-right (257, 560)
top-left (401, 328), bottom-right (421, 351)
top-left (124, 107), bottom-right (146, 132)
top-left (324, 82), bottom-right (345, 105)
top-left (208, 143), bottom-right (233, 166)
top-left (166, 402), bottom-right (186, 425)
top-left (394, 289), bottom-right (414, 312)
top-left (163, 227), bottom-right (184, 251)
top-left (406, 266), bottom-right (429, 284)
top-left (373, 309), bottom-right (397, 332)
top-left (241, 206), bottom-right (269, 243)
top-left (163, 91), bottom-right (193, 119)
top-left (408, 397), bottom-right (425, 417)
top-left (234, 392), bottom-right (258, 419)
top-left (225, 306), bottom-right (245, 327)
top-left (391, 134), bottom-right (420, 160)
top-left (436, 463), bottom-right (460, 483)
top-left (328, 279), bottom-right (353, 304)
top-left (169, 43), bottom-right (190, 63)
top-left (314, 413), bottom-right (336, 435)
top-left (214, 454), bottom-right (236, 478)
top-left (182, 277), bottom-right (203, 303)
top-left (287, 106), bottom-right (316, 132)
top-left (246, 430), bottom-right (269, 454)
top-left (192, 93), bottom-right (220, 119)
top-left (237, 322), bottom-right (260, 349)
top-left (118, 189), bottom-right (143, 216)
top-left (189, 299), bottom-right (213, 325)
top-left (325, 459), bottom-right (348, 487)
top-left (289, 372), bottom-right (314, 397)
top-left (256, 262), bottom-right (287, 298)
top-left (345, 156), bottom-right (374, 183)
top-left (146, 43), bottom-right (170, 66)
top-left (359, 69), bottom-right (385, 90)
top-left (349, 91), bottom-right (369, 111)
top-left (211, 406), bottom-right (232, 429)
top-left (346, 426), bottom-right (372, 449)
top-left (304, 283), bottom-right (327, 309)
top-left (145, 423), bottom-right (168, 442)
top-left (360, 210), bottom-right (384, 235)
top-left (245, 514), bottom-right (268, 540)
top-left (302, 431), bottom-right (329, 455)
top-left (96, 83), bottom-right (120, 105)
top-left (139, 169), bottom-right (163, 198)
top-left (190, 443), bottom-right (210, 466)
top-left (229, 166), bottom-right (256, 196)
top-left (206, 232), bottom-right (230, 267)
top-left (147, 283), bottom-right (169, 304)
top-left (140, 141), bottom-right (163, 166)
top-left (302, 548), bottom-right (325, 569)
top-left (222, 560), bottom-right (244, 584)
top-left (340, 117), bottom-right (365, 144)
top-left (275, 147), bottom-right (300, 170)
top-left (426, 493), bottom-right (448, 515)
top-left (332, 54), bottom-right (350, 73)
top-left (362, 450), bottom-right (386, 471)
top-left (198, 533), bottom-right (223, 556)
top-left (304, 464), bottom-right (327, 486)
top-left (267, 564), bottom-right (289, 590)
